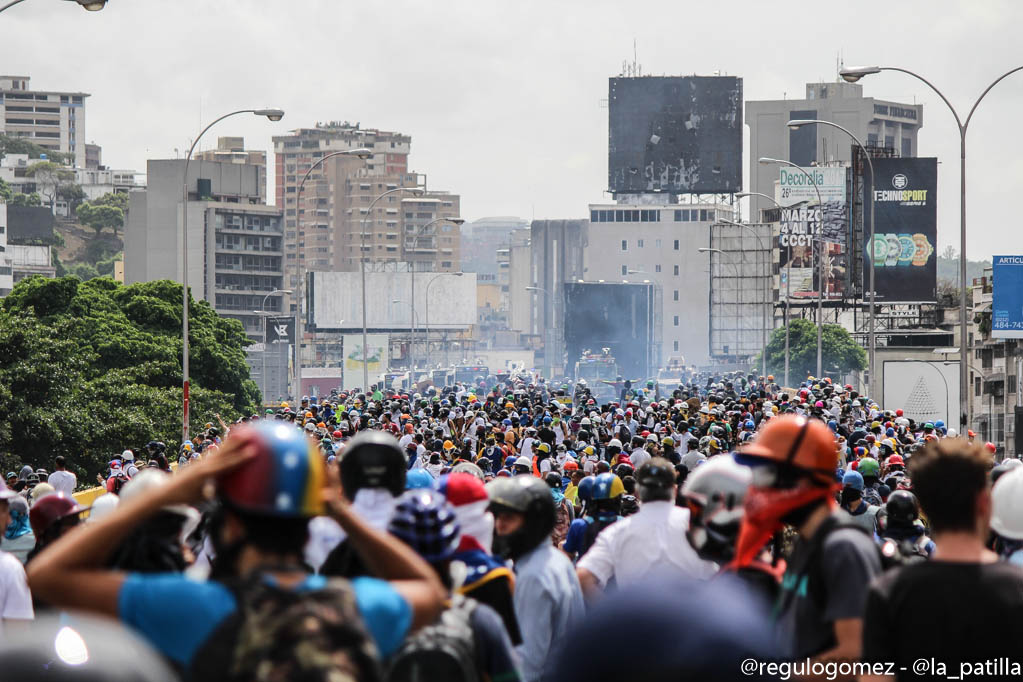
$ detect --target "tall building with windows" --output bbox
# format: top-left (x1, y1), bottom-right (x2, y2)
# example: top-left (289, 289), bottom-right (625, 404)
top-left (195, 136), bottom-right (267, 203)
top-left (746, 80), bottom-right (923, 222)
top-left (0, 76), bottom-right (88, 168)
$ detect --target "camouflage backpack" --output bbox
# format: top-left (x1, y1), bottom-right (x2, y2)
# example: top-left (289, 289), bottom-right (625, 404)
top-left (189, 574), bottom-right (382, 682)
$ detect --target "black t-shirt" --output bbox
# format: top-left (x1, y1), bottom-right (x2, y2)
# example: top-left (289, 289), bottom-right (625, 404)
top-left (864, 561), bottom-right (1023, 681)
top-left (775, 516), bottom-right (882, 658)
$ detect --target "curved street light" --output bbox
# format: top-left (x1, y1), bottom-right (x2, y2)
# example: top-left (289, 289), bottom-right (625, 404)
top-left (787, 118), bottom-right (876, 395)
top-left (0, 0), bottom-right (105, 13)
top-left (293, 148), bottom-right (371, 397)
top-left (760, 157), bottom-right (825, 384)
top-left (181, 107), bottom-right (284, 444)
top-left (360, 186), bottom-right (424, 390)
top-left (837, 64), bottom-right (1023, 433)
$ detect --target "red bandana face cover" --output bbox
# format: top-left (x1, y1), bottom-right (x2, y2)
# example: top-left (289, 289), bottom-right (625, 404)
top-left (728, 482), bottom-right (837, 569)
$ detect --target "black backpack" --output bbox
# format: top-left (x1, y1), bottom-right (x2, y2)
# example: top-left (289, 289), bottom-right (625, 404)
top-left (386, 594), bottom-right (479, 682)
top-left (189, 574), bottom-right (382, 682)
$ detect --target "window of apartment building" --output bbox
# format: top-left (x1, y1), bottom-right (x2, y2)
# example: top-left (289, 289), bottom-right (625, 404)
top-left (975, 377), bottom-right (981, 396)
top-left (885, 135), bottom-right (895, 149)
top-left (1010, 375), bottom-right (1018, 396)
top-left (621, 240), bottom-right (627, 251)
top-left (995, 345), bottom-right (1005, 359)
top-left (673, 315), bottom-right (679, 326)
top-left (655, 239), bottom-right (661, 248)
top-left (673, 290), bottom-right (679, 301)
top-left (901, 138), bottom-right (912, 157)
top-left (673, 239), bottom-right (679, 250)
top-left (673, 265), bottom-right (679, 276)
top-left (621, 265), bottom-right (628, 276)
top-left (637, 239), bottom-right (644, 248)
top-left (655, 264), bottom-right (661, 273)
top-left (674, 341), bottom-right (679, 352)
top-left (441, 261), bottom-right (452, 268)
top-left (982, 348), bottom-right (993, 368)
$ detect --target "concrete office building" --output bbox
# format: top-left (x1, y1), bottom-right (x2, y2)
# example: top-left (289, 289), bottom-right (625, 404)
top-left (195, 137), bottom-right (267, 203)
top-left (584, 201), bottom-right (734, 367)
top-left (529, 219), bottom-right (587, 373)
top-left (124, 158), bottom-right (285, 339)
top-left (0, 76), bottom-right (88, 169)
top-left (746, 80), bottom-right (923, 220)
top-left (462, 216), bottom-right (530, 277)
top-left (505, 229), bottom-right (532, 336)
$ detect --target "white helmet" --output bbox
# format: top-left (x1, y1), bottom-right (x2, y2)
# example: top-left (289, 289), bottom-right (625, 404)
top-left (122, 449), bottom-right (135, 462)
top-left (991, 467), bottom-right (1023, 540)
top-left (88, 493), bottom-right (120, 523)
top-left (608, 438), bottom-right (623, 449)
top-left (945, 428), bottom-right (958, 438)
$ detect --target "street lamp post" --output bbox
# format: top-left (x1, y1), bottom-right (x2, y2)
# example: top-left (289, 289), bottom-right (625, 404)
top-left (526, 286), bottom-right (557, 380)
top-left (391, 299), bottom-right (421, 384)
top-left (293, 148), bottom-right (371, 400)
top-left (0, 0), bottom-right (105, 12)
top-left (838, 64), bottom-right (1023, 433)
top-left (759, 157), bottom-right (825, 380)
top-left (407, 217), bottom-right (463, 382)
top-left (180, 107), bottom-right (284, 445)
top-left (425, 272), bottom-right (464, 371)
top-left (360, 187), bottom-right (424, 391)
top-left (720, 219), bottom-right (770, 378)
top-left (787, 119), bottom-right (876, 396)
top-left (256, 288), bottom-right (291, 407)
top-left (698, 247), bottom-right (744, 365)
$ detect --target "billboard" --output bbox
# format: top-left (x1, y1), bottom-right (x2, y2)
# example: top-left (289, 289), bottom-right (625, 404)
top-left (309, 272), bottom-right (477, 330)
top-left (864, 158), bottom-right (937, 302)
top-left (266, 316), bottom-right (295, 345)
top-left (883, 360), bottom-right (959, 426)
top-left (992, 255), bottom-right (1023, 338)
top-left (776, 167), bottom-right (848, 300)
top-left (341, 334), bottom-right (389, 391)
top-left (608, 76), bottom-right (742, 194)
top-left (563, 282), bottom-right (659, 380)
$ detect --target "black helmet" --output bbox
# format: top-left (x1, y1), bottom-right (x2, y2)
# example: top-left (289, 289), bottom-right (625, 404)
top-left (636, 457), bottom-right (676, 490)
top-left (0, 613), bottom-right (179, 682)
top-left (884, 490), bottom-right (919, 527)
top-left (486, 475), bottom-right (555, 560)
top-left (339, 430), bottom-right (406, 498)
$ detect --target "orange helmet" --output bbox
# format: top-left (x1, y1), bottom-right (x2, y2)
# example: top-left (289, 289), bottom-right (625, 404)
top-left (738, 415), bottom-right (837, 484)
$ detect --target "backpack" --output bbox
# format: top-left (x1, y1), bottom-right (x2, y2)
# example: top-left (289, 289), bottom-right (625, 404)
top-left (386, 594), bottom-right (479, 682)
top-left (189, 574), bottom-right (382, 682)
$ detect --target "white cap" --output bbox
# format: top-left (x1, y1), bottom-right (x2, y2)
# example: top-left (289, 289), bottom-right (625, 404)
top-left (122, 450), bottom-right (135, 461)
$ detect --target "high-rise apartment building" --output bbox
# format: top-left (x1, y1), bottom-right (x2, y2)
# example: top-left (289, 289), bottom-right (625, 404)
top-left (195, 137), bottom-right (268, 203)
top-left (0, 76), bottom-right (88, 169)
top-left (746, 81), bottom-right (923, 221)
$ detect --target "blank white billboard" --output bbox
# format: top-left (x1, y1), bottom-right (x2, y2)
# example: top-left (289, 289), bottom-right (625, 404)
top-left (882, 360), bottom-right (960, 426)
top-left (310, 271), bottom-right (477, 330)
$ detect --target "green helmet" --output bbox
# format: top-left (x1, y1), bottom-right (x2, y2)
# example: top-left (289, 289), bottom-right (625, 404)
top-left (857, 457), bottom-right (880, 478)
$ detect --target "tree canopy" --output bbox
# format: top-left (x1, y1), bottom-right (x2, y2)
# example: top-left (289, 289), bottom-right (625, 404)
top-left (77, 202), bottom-right (124, 236)
top-left (760, 318), bottom-right (867, 385)
top-left (0, 133), bottom-right (70, 164)
top-left (0, 276), bottom-right (260, 482)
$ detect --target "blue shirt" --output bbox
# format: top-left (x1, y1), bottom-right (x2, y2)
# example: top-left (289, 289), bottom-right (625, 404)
top-left (118, 573), bottom-right (411, 667)
top-left (512, 542), bottom-right (585, 682)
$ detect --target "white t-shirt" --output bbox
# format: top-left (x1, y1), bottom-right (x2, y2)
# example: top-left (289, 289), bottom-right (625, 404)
top-left (577, 500), bottom-right (716, 589)
top-left (48, 470), bottom-right (77, 497)
top-left (0, 551), bottom-right (33, 638)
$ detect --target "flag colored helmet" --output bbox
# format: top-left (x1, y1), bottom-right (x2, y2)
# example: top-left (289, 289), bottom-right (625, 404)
top-left (387, 488), bottom-right (461, 563)
top-left (218, 422), bottom-right (326, 517)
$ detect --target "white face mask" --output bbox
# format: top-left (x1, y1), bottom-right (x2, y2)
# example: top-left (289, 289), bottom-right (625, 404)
top-left (453, 501), bottom-right (494, 554)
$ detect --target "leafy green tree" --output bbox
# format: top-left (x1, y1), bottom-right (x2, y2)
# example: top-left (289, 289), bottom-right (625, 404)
top-left (759, 318), bottom-right (866, 384)
top-left (0, 133), bottom-right (70, 164)
top-left (58, 183), bottom-right (87, 215)
top-left (77, 202), bottom-right (124, 237)
top-left (8, 192), bottom-right (41, 207)
top-left (0, 276), bottom-right (260, 482)
top-left (25, 161), bottom-right (75, 211)
top-left (91, 192), bottom-right (128, 212)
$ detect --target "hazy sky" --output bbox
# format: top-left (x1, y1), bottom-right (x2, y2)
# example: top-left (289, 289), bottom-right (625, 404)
top-left (4, 0), bottom-right (1021, 260)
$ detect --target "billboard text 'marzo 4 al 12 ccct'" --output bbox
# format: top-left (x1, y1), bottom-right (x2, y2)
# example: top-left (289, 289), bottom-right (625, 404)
top-left (608, 76), bottom-right (742, 194)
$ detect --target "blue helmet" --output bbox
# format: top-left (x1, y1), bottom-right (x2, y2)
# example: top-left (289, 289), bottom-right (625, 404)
top-left (592, 473), bottom-right (625, 501)
top-left (827, 420), bottom-right (838, 432)
top-left (841, 470), bottom-right (864, 491)
top-left (576, 475), bottom-right (597, 503)
top-left (387, 489), bottom-right (460, 562)
top-left (935, 420), bottom-right (945, 429)
top-left (406, 469), bottom-right (435, 490)
top-left (743, 420), bottom-right (755, 430)
top-left (543, 416), bottom-right (553, 424)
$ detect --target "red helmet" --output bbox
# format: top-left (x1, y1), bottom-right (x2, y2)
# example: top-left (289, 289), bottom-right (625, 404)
top-left (985, 442), bottom-right (997, 453)
top-left (564, 460), bottom-right (579, 471)
top-left (895, 409), bottom-right (904, 417)
top-left (29, 493), bottom-right (83, 539)
top-left (886, 454), bottom-right (905, 468)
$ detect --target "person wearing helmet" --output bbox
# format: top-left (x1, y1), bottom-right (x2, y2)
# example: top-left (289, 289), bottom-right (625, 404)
top-left (0, 486), bottom-right (33, 628)
top-left (27, 422), bottom-right (445, 679)
top-left (26, 493), bottom-right (86, 566)
top-left (315, 430), bottom-right (408, 578)
top-left (855, 456), bottom-right (884, 507)
top-left (837, 471), bottom-right (880, 536)
top-left (563, 473), bottom-right (624, 562)
top-left (577, 459), bottom-right (714, 600)
top-left (875, 490), bottom-right (934, 560)
top-left (863, 440), bottom-right (1023, 674)
top-left (487, 475), bottom-right (583, 682)
top-left (386, 488), bottom-right (521, 682)
top-left (991, 467), bottom-right (1023, 565)
top-left (733, 415), bottom-right (881, 661)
